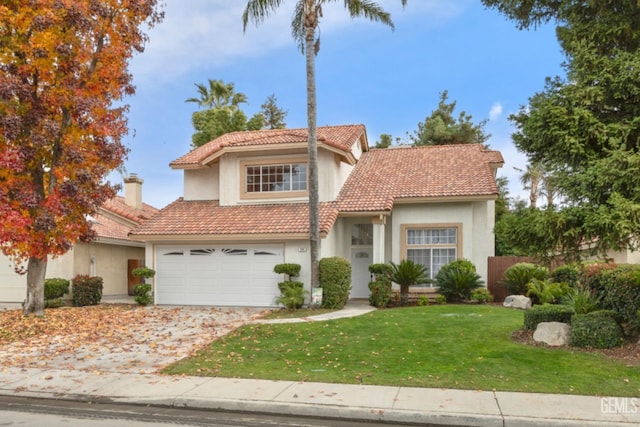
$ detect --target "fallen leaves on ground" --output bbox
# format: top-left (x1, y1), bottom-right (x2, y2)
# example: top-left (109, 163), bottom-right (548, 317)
top-left (0, 305), bottom-right (268, 374)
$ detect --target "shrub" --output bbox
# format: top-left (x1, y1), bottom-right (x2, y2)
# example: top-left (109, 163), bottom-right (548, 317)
top-left (435, 259), bottom-right (484, 302)
top-left (44, 298), bottom-right (65, 309)
top-left (368, 263), bottom-right (392, 281)
top-left (389, 259), bottom-right (430, 306)
top-left (501, 263), bottom-right (549, 295)
top-left (578, 261), bottom-right (617, 294)
top-left (368, 280), bottom-right (392, 308)
top-left (562, 285), bottom-right (602, 315)
top-left (526, 279), bottom-right (571, 305)
top-left (133, 283), bottom-right (153, 306)
top-left (417, 295), bottom-right (430, 306)
top-left (434, 294), bottom-right (446, 304)
top-left (523, 304), bottom-right (574, 330)
top-left (274, 284), bottom-right (307, 310)
top-left (471, 288), bottom-right (494, 303)
top-left (570, 313), bottom-right (624, 349)
top-left (273, 263), bottom-right (301, 280)
top-left (549, 264), bottom-right (580, 287)
top-left (319, 257), bottom-right (352, 309)
top-left (44, 278), bottom-right (70, 300)
top-left (71, 275), bottom-right (103, 307)
top-left (131, 266), bottom-right (156, 281)
top-left (598, 264), bottom-right (640, 333)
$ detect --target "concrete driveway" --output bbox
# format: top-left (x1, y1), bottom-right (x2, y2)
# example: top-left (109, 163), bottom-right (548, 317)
top-left (0, 305), bottom-right (268, 374)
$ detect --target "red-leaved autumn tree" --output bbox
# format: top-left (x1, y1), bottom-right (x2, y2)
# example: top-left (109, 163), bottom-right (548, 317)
top-left (0, 0), bottom-right (163, 316)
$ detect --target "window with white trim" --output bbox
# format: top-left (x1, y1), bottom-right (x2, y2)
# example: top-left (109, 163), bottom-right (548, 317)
top-left (245, 163), bottom-right (307, 193)
top-left (404, 226), bottom-right (459, 284)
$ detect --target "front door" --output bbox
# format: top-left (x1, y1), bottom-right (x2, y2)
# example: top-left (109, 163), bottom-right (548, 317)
top-left (349, 223), bottom-right (373, 299)
top-left (350, 247), bottom-right (372, 298)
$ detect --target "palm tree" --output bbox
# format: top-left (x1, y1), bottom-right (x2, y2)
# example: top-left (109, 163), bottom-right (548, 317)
top-left (515, 162), bottom-right (544, 208)
top-left (243, 0), bottom-right (406, 289)
top-left (389, 260), bottom-right (430, 306)
top-left (185, 78), bottom-right (248, 110)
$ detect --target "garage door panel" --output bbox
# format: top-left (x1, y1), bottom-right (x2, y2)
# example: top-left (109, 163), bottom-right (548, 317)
top-left (155, 244), bottom-right (283, 306)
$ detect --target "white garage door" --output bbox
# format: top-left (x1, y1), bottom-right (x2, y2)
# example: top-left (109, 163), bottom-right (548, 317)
top-left (155, 244), bottom-right (284, 306)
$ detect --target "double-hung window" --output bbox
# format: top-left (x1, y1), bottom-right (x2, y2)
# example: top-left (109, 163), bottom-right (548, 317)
top-left (402, 224), bottom-right (461, 284)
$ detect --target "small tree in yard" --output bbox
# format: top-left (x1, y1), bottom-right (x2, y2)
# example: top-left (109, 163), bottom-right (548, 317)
top-left (389, 260), bottom-right (430, 306)
top-left (0, 1), bottom-right (163, 316)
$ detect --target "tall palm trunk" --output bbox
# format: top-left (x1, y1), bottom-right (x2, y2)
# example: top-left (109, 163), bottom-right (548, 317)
top-left (24, 256), bottom-right (47, 316)
top-left (304, 4), bottom-right (320, 289)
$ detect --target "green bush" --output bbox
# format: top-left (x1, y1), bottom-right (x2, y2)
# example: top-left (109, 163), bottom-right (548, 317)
top-left (562, 285), bottom-right (602, 315)
top-left (389, 259), bottom-right (430, 306)
top-left (44, 278), bottom-right (70, 300)
top-left (434, 294), bottom-right (446, 304)
top-left (319, 257), bottom-right (352, 309)
top-left (435, 259), bottom-right (484, 302)
top-left (578, 262), bottom-right (617, 294)
top-left (44, 298), bottom-right (65, 309)
top-left (273, 263), bottom-right (301, 280)
top-left (274, 284), bottom-right (308, 310)
top-left (133, 283), bottom-right (153, 306)
top-left (526, 279), bottom-right (571, 305)
top-left (417, 295), bottom-right (430, 306)
top-left (501, 263), bottom-right (549, 295)
top-left (523, 304), bottom-right (574, 330)
top-left (570, 313), bottom-right (624, 349)
top-left (598, 264), bottom-right (640, 333)
top-left (368, 263), bottom-right (392, 281)
top-left (131, 266), bottom-right (156, 281)
top-left (368, 280), bottom-right (392, 308)
top-left (471, 288), bottom-right (494, 303)
top-left (549, 264), bottom-right (580, 287)
top-left (71, 275), bottom-right (103, 307)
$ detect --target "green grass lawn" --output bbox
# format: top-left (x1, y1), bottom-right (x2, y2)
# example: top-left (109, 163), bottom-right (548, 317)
top-left (164, 304), bottom-right (640, 397)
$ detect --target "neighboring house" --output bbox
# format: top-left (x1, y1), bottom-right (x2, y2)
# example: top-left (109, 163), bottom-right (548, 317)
top-left (130, 124), bottom-right (504, 307)
top-left (0, 175), bottom-right (158, 302)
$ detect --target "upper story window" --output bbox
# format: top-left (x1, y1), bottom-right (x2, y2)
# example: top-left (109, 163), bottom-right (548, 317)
top-left (245, 163), bottom-right (307, 194)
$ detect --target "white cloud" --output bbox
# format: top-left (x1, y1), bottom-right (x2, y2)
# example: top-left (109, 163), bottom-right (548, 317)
top-left (489, 102), bottom-right (503, 121)
top-left (130, 0), bottom-right (469, 84)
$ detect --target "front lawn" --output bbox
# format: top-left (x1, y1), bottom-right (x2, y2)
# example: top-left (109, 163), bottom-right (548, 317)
top-left (164, 304), bottom-right (640, 397)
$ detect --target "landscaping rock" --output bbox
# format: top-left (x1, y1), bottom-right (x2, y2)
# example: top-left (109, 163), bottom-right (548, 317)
top-left (533, 321), bottom-right (571, 346)
top-left (503, 295), bottom-right (532, 309)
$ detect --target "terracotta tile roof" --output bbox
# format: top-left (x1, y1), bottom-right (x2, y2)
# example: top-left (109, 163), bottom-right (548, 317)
top-left (170, 124), bottom-right (367, 168)
top-left (336, 144), bottom-right (504, 212)
top-left (94, 196), bottom-right (159, 242)
top-left (130, 199), bottom-right (339, 237)
top-left (101, 196), bottom-right (158, 225)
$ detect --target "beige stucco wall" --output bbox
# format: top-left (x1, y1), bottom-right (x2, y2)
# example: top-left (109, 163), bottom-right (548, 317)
top-left (389, 201), bottom-right (494, 283)
top-left (183, 166), bottom-right (219, 201)
top-left (71, 242), bottom-right (145, 295)
top-left (0, 242), bottom-right (143, 302)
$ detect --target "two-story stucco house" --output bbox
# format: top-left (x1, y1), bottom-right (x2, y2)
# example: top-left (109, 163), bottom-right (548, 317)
top-left (130, 124), bottom-right (503, 307)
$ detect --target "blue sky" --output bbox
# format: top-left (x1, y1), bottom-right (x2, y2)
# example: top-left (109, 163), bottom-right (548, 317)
top-left (111, 0), bottom-right (565, 209)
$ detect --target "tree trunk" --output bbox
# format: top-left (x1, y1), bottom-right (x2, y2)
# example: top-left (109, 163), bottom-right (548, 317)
top-left (400, 284), bottom-right (409, 306)
top-left (23, 256), bottom-right (47, 316)
top-left (305, 19), bottom-right (320, 289)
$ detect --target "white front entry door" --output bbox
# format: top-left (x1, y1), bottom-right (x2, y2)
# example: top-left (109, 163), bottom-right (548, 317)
top-left (350, 247), bottom-right (372, 298)
top-left (154, 244), bottom-right (284, 306)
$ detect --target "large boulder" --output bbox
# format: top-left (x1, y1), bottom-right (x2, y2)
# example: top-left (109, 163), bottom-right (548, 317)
top-left (533, 322), bottom-right (571, 346)
top-left (503, 295), bottom-right (532, 310)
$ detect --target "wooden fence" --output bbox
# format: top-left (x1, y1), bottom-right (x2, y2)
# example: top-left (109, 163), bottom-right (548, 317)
top-left (487, 256), bottom-right (563, 302)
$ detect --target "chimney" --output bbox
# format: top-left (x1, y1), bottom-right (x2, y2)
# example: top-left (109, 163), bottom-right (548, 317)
top-left (124, 174), bottom-right (144, 210)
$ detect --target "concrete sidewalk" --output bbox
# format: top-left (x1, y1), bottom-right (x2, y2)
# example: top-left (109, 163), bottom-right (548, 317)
top-left (0, 367), bottom-right (638, 426)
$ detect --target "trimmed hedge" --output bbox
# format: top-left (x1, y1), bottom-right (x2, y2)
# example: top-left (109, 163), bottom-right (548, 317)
top-left (523, 304), bottom-right (574, 330)
top-left (319, 257), bottom-right (351, 309)
top-left (549, 264), bottom-right (580, 287)
top-left (72, 275), bottom-right (103, 307)
top-left (274, 263), bottom-right (301, 280)
top-left (368, 280), bottom-right (392, 308)
top-left (44, 278), bottom-right (70, 300)
top-left (133, 283), bottom-right (153, 306)
top-left (570, 312), bottom-right (624, 349)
